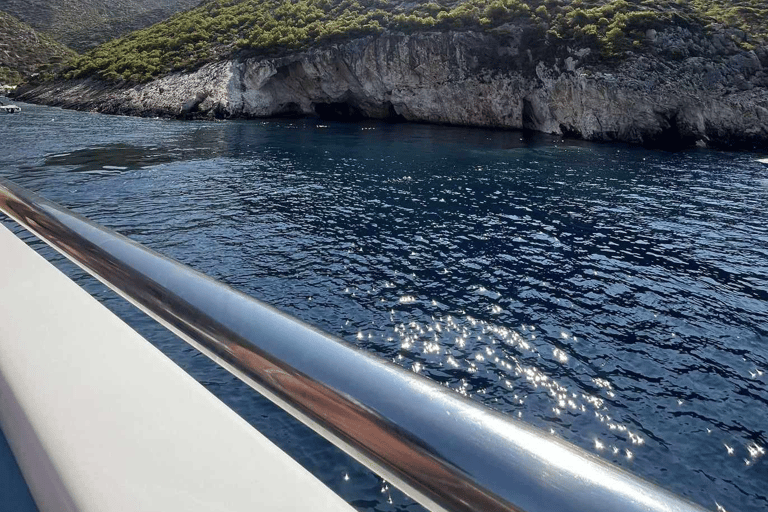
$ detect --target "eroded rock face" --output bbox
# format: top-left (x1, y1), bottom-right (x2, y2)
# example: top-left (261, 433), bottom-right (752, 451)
top-left (15, 29), bottom-right (768, 149)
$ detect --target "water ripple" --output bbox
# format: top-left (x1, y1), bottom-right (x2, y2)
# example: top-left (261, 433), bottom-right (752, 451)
top-left (1, 104), bottom-right (767, 512)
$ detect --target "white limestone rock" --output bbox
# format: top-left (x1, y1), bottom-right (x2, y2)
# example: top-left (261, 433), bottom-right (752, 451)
top-left (14, 29), bottom-right (768, 149)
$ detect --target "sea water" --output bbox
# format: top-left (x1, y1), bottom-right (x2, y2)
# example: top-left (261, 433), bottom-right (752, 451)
top-left (1, 100), bottom-right (766, 512)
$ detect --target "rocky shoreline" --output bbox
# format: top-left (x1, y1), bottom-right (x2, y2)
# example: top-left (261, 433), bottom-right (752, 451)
top-left (13, 28), bottom-right (768, 150)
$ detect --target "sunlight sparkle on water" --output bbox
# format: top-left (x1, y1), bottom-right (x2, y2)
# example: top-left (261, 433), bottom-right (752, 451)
top-left (552, 348), bottom-right (569, 363)
top-left (378, 308), bottom-right (650, 458)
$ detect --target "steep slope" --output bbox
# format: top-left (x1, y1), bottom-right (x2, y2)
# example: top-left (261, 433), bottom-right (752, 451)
top-left (59, 0), bottom-right (768, 83)
top-left (0, 11), bottom-right (76, 85)
top-left (0, 0), bottom-right (202, 50)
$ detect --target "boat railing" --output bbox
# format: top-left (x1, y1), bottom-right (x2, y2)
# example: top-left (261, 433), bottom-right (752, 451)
top-left (0, 177), bottom-right (708, 512)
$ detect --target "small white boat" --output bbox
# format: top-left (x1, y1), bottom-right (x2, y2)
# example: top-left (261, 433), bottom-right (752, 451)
top-left (0, 104), bottom-right (21, 114)
top-left (757, 158), bottom-right (768, 165)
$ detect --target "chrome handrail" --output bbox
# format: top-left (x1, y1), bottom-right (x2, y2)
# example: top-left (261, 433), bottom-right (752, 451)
top-left (0, 177), bottom-right (708, 512)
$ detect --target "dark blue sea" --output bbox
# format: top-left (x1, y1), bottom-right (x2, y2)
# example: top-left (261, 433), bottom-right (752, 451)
top-left (1, 98), bottom-right (767, 512)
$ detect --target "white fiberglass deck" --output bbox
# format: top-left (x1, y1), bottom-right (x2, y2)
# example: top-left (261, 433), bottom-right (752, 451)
top-left (0, 223), bottom-right (354, 512)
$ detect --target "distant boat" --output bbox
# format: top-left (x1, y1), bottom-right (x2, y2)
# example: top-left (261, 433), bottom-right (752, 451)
top-left (758, 158), bottom-right (768, 165)
top-left (0, 104), bottom-right (21, 114)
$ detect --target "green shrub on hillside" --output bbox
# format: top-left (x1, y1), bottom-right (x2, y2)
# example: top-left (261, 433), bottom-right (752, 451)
top-left (0, 66), bottom-right (23, 85)
top-left (0, 11), bottom-right (77, 83)
top-left (63, 0), bottom-right (768, 84)
top-left (692, 0), bottom-right (767, 48)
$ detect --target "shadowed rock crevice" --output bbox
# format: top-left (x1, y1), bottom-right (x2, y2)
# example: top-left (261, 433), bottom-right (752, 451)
top-left (522, 97), bottom-right (539, 132)
top-left (312, 99), bottom-right (407, 122)
top-left (559, 123), bottom-right (581, 138)
top-left (643, 112), bottom-right (699, 149)
top-left (313, 101), bottom-right (365, 121)
top-left (274, 102), bottom-right (304, 118)
top-left (385, 102), bottom-right (407, 123)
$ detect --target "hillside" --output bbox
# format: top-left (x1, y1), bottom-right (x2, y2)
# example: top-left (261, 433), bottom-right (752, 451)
top-left (62, 0), bottom-right (768, 83)
top-left (0, 10), bottom-right (76, 85)
top-left (13, 0), bottom-right (768, 149)
top-left (0, 0), bottom-right (202, 50)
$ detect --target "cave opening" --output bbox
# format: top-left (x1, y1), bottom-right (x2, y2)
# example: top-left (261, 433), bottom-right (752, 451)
top-left (521, 98), bottom-right (539, 132)
top-left (385, 102), bottom-right (407, 123)
top-left (313, 102), bottom-right (365, 121)
top-left (644, 113), bottom-right (697, 150)
top-left (312, 101), bottom-right (407, 123)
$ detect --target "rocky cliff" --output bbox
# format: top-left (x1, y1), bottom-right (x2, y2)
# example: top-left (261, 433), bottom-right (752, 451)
top-left (14, 27), bottom-right (768, 149)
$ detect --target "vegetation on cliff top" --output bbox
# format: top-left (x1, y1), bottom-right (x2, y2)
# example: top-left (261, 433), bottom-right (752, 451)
top-left (0, 11), bottom-right (77, 85)
top-left (63, 0), bottom-right (767, 84)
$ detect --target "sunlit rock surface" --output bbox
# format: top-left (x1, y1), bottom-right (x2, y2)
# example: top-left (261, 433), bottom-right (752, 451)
top-left (15, 28), bottom-right (768, 149)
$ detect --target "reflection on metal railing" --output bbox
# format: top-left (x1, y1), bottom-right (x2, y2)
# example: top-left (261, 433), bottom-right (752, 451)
top-left (0, 177), bottom-right (707, 512)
